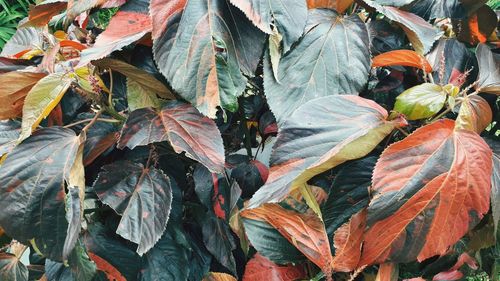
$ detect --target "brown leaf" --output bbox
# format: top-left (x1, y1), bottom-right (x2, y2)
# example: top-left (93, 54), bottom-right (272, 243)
top-left (0, 71), bottom-right (47, 120)
top-left (332, 210), bottom-right (366, 272)
top-left (307, 0), bottom-right (354, 13)
top-left (203, 272), bottom-right (238, 281)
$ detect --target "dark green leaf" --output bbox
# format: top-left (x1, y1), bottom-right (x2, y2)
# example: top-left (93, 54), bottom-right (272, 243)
top-left (118, 101), bottom-right (225, 173)
top-left (0, 120), bottom-right (20, 156)
top-left (0, 253), bottom-right (28, 281)
top-left (63, 188), bottom-right (82, 261)
top-left (93, 160), bottom-right (173, 256)
top-left (201, 214), bottom-right (237, 275)
top-left (264, 9), bottom-right (370, 122)
top-left (0, 127), bottom-right (81, 260)
top-left (151, 0), bottom-right (265, 117)
top-left (476, 43), bottom-right (500, 94)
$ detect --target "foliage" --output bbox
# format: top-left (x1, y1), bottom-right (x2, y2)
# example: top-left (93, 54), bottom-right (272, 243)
top-left (0, 0), bottom-right (498, 280)
top-left (0, 0), bottom-right (33, 49)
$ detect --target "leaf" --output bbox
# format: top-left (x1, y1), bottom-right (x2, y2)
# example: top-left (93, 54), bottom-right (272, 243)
top-left (93, 160), bottom-right (173, 255)
top-left (375, 263), bottom-right (399, 281)
top-left (79, 1), bottom-right (152, 66)
top-left (62, 188), bottom-right (82, 262)
top-left (306, 0), bottom-right (355, 13)
top-left (201, 214), bottom-right (237, 274)
top-left (241, 204), bottom-right (333, 275)
top-left (228, 0), bottom-right (307, 52)
top-left (0, 71), bottom-right (47, 120)
top-left (0, 253), bottom-right (28, 281)
top-left (362, 0), bottom-right (442, 54)
top-left (118, 101), bottom-right (225, 173)
top-left (151, 0), bottom-right (265, 117)
top-left (46, 242), bottom-right (97, 281)
top-left (455, 94), bottom-right (492, 133)
top-left (372, 50), bottom-right (432, 72)
top-left (0, 127), bottom-right (81, 260)
top-left (242, 253), bottom-right (307, 281)
top-left (492, 148), bottom-right (500, 236)
top-left (127, 78), bottom-right (161, 111)
top-left (140, 226), bottom-right (189, 281)
top-left (0, 25), bottom-right (43, 57)
top-left (0, 120), bottom-right (20, 157)
top-left (204, 272), bottom-right (237, 281)
top-left (332, 210), bottom-right (366, 272)
top-left (92, 58), bottom-right (174, 99)
top-left (452, 5), bottom-right (497, 45)
top-left (321, 155), bottom-right (375, 237)
top-left (20, 73), bottom-right (73, 141)
top-left (405, 0), bottom-right (487, 19)
top-left (476, 43), bottom-right (500, 94)
top-left (263, 9), bottom-right (370, 122)
top-left (194, 165), bottom-right (233, 220)
top-left (248, 95), bottom-right (405, 207)
top-left (394, 83), bottom-right (446, 120)
top-left (360, 119), bottom-right (492, 265)
top-left (25, 1), bottom-right (67, 27)
top-left (83, 223), bottom-right (141, 280)
top-left (81, 119), bottom-right (119, 166)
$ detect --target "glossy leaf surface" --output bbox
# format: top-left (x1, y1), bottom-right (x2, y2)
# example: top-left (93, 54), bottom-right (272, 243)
top-left (476, 44), bottom-right (500, 94)
top-left (394, 83), bottom-right (446, 120)
top-left (372, 50), bottom-right (432, 72)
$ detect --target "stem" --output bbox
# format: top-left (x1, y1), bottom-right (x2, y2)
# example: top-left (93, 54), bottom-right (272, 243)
top-left (397, 127), bottom-right (409, 137)
top-left (63, 118), bottom-right (120, 128)
top-left (103, 105), bottom-right (126, 121)
top-left (427, 72), bottom-right (435, 84)
top-left (81, 109), bottom-right (103, 133)
top-left (108, 69), bottom-right (114, 106)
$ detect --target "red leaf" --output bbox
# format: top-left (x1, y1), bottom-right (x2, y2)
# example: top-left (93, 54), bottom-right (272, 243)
top-left (376, 263), bottom-right (398, 281)
top-left (26, 1), bottom-right (67, 27)
top-left (332, 210), bottom-right (366, 272)
top-left (241, 204), bottom-right (333, 276)
top-left (150, 0), bottom-right (187, 40)
top-left (306, 0), bottom-right (354, 13)
top-left (372, 50), bottom-right (432, 73)
top-left (361, 119), bottom-right (492, 265)
top-left (88, 252), bottom-right (126, 281)
top-left (243, 254), bottom-right (307, 281)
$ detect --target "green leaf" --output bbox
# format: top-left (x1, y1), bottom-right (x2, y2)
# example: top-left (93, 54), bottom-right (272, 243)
top-left (200, 214), bottom-right (237, 274)
top-left (0, 253), bottom-right (28, 281)
top-left (0, 120), bottom-right (20, 157)
top-left (92, 160), bottom-right (173, 256)
top-left (394, 83), bottom-right (446, 120)
top-left (140, 226), bottom-right (189, 281)
top-left (126, 78), bottom-right (161, 111)
top-left (0, 127), bottom-right (81, 261)
top-left (263, 9), bottom-right (371, 122)
top-left (19, 73), bottom-right (72, 141)
top-left (228, 0), bottom-right (307, 52)
top-left (248, 95), bottom-right (405, 207)
top-left (45, 242), bottom-right (97, 281)
top-left (151, 0), bottom-right (265, 117)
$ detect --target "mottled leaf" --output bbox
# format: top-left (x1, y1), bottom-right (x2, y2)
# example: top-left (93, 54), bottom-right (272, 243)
top-left (452, 5), bottom-right (497, 45)
top-left (140, 227), bottom-right (189, 281)
top-left (152, 0), bottom-right (265, 117)
top-left (372, 50), bottom-right (432, 72)
top-left (394, 83), bottom-right (446, 120)
top-left (0, 253), bottom-right (28, 281)
top-left (0, 71), bottom-right (46, 120)
top-left (79, 1), bottom-right (152, 65)
top-left (363, 0), bottom-right (441, 54)
top-left (249, 96), bottom-right (405, 207)
top-left (92, 58), bottom-right (174, 99)
top-left (118, 101), bottom-right (225, 173)
top-left (0, 127), bottom-right (80, 260)
top-left (241, 204), bottom-right (333, 275)
top-left (20, 73), bottom-right (73, 141)
top-left (242, 253), bottom-right (307, 281)
top-left (0, 120), bottom-right (21, 156)
top-left (93, 161), bottom-right (173, 255)
top-left (194, 165), bottom-right (232, 220)
top-left (264, 9), bottom-right (370, 122)
top-left (361, 119), bottom-right (492, 265)
top-left (476, 43), bottom-right (500, 94)
top-left (455, 94), bottom-right (492, 133)
top-left (228, 0), bottom-right (307, 52)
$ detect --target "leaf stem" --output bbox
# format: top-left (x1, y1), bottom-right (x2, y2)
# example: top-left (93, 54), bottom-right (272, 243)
top-left (81, 109), bottom-right (103, 133)
top-left (63, 117), bottom-right (120, 128)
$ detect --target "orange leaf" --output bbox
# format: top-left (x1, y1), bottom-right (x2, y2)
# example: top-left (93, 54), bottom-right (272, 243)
top-left (0, 71), bottom-right (47, 119)
top-left (376, 263), bottom-right (398, 281)
top-left (360, 119), bottom-right (492, 265)
top-left (332, 210), bottom-right (366, 272)
top-left (372, 50), bottom-right (432, 72)
top-left (88, 252), bottom-right (126, 281)
top-left (241, 204), bottom-right (333, 276)
top-left (27, 2), bottom-right (67, 27)
top-left (203, 272), bottom-right (237, 281)
top-left (243, 254), bottom-right (307, 281)
top-left (306, 0), bottom-right (354, 13)
top-left (60, 40), bottom-right (87, 51)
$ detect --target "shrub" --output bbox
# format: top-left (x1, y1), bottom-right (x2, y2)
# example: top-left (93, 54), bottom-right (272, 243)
top-left (0, 0), bottom-right (498, 280)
